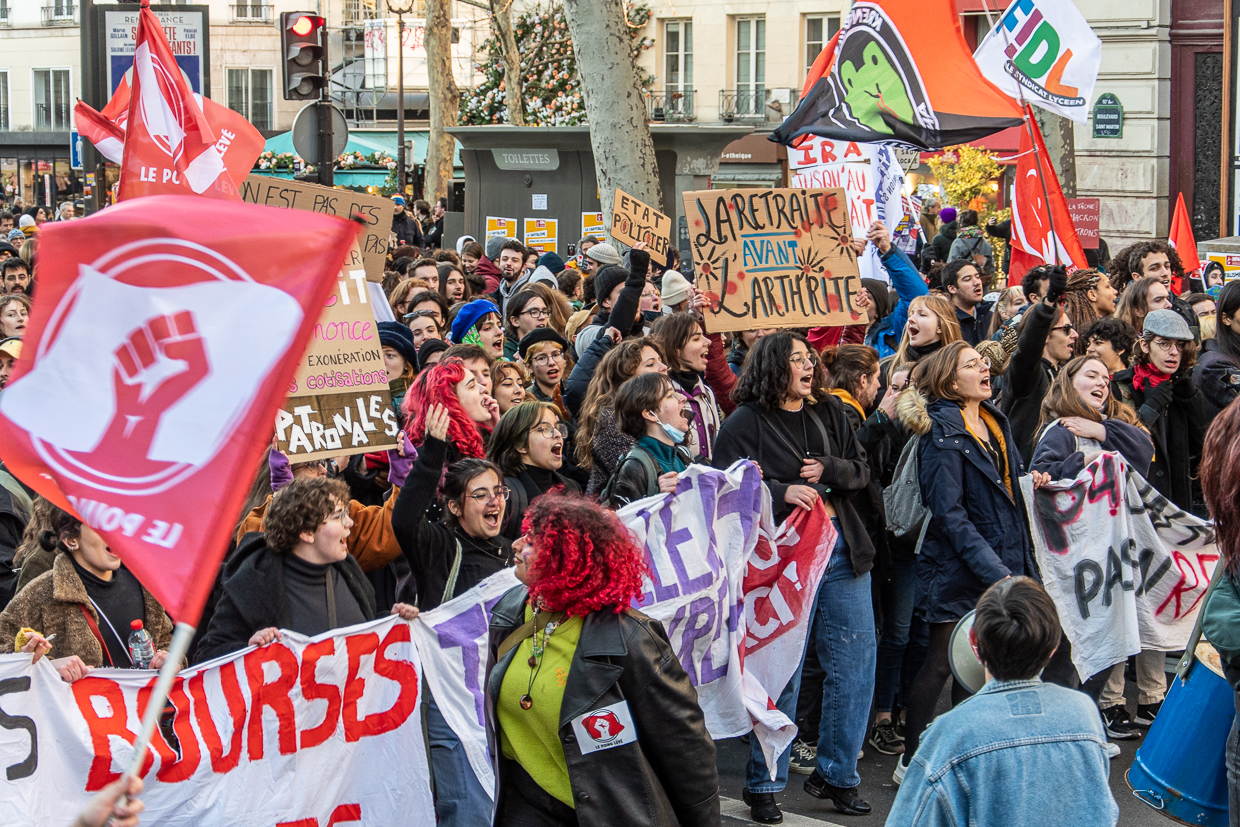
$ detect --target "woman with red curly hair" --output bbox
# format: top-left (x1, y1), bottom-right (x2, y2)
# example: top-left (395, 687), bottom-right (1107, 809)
top-left (403, 357), bottom-right (499, 462)
top-left (487, 492), bottom-right (719, 827)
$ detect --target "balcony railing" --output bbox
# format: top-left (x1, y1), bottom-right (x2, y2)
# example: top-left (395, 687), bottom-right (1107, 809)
top-left (0, 6), bottom-right (10, 27)
top-left (229, 3), bottom-right (273, 23)
top-left (646, 90), bottom-right (695, 123)
top-left (719, 88), bottom-right (796, 123)
top-left (41, 1), bottom-right (76, 25)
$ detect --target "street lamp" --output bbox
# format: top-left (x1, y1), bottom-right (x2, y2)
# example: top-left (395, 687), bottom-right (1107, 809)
top-left (387, 0), bottom-right (416, 197)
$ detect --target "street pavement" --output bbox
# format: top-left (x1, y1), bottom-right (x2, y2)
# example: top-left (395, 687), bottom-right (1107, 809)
top-left (715, 714), bottom-right (1174, 826)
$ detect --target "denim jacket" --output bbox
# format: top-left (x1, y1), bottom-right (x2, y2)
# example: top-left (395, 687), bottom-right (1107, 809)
top-left (888, 678), bottom-right (1118, 827)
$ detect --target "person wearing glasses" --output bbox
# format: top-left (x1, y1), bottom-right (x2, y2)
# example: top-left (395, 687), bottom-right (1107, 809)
top-left (519, 329), bottom-right (590, 489)
top-left (503, 291), bottom-right (550, 360)
top-left (893, 341), bottom-right (1044, 785)
top-left (488, 401), bottom-right (580, 539)
top-left (712, 332), bottom-right (877, 822)
top-left (197, 476), bottom-right (420, 663)
top-left (405, 308), bottom-right (443, 350)
top-left (392, 402), bottom-right (515, 827)
top-left (406, 289), bottom-right (451, 331)
top-left (997, 264), bottom-right (1075, 466)
top-left (1113, 309), bottom-right (1212, 514)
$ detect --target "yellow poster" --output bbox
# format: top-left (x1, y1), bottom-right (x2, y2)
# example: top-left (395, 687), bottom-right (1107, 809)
top-left (486, 216), bottom-right (517, 239)
top-left (582, 212), bottom-right (605, 239)
top-left (523, 218), bottom-right (559, 253)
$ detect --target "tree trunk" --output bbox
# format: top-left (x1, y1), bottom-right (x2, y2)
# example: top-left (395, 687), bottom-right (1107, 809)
top-left (561, 0), bottom-right (661, 216)
top-left (490, 0), bottom-right (524, 126)
top-left (424, 0), bottom-right (460, 202)
top-left (1033, 108), bottom-right (1077, 197)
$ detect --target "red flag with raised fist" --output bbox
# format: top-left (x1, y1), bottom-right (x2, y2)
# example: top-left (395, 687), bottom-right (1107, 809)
top-left (1009, 106), bottom-right (1088, 281)
top-left (0, 196), bottom-right (359, 624)
top-left (117, 1), bottom-right (257, 201)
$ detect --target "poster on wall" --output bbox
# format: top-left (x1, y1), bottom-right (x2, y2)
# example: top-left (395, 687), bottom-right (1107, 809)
top-left (104, 6), bottom-right (208, 96)
top-left (582, 211), bottom-right (605, 238)
top-left (486, 217), bottom-right (517, 239)
top-left (523, 218), bottom-right (559, 253)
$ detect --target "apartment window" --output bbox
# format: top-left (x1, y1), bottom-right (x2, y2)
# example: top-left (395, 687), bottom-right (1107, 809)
top-left (805, 15), bottom-right (841, 76)
top-left (736, 17), bottom-right (765, 114)
top-left (0, 73), bottom-right (7, 130)
top-left (665, 20), bottom-right (693, 94)
top-left (227, 68), bottom-right (273, 131)
top-left (33, 69), bottom-right (70, 130)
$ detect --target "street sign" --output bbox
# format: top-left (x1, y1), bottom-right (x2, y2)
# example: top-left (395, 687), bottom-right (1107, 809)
top-left (1092, 93), bottom-right (1123, 139)
top-left (893, 146), bottom-right (921, 173)
top-left (70, 131), bottom-right (82, 170)
top-left (291, 102), bottom-right (349, 165)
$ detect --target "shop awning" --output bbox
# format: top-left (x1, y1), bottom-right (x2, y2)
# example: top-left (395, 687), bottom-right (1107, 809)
top-left (920, 125), bottom-right (1024, 165)
top-left (711, 165), bottom-right (785, 188)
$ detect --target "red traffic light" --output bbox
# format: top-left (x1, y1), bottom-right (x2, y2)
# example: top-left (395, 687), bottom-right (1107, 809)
top-left (291, 15), bottom-right (316, 35)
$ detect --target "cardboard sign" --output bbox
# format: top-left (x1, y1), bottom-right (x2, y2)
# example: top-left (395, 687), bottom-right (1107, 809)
top-left (523, 218), bottom-right (558, 253)
top-left (240, 176), bottom-right (394, 283)
top-left (275, 239), bottom-right (401, 461)
top-left (486, 216), bottom-right (517, 239)
top-left (611, 188), bottom-right (671, 260)
top-left (1067, 197), bottom-right (1100, 250)
top-left (582, 211), bottom-right (605, 239)
top-left (682, 188), bottom-right (863, 333)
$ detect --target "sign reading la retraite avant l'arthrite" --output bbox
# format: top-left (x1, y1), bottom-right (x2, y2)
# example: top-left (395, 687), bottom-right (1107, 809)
top-left (682, 187), bottom-right (863, 333)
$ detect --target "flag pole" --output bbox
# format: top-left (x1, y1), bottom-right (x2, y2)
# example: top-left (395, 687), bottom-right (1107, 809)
top-left (119, 622), bottom-right (197, 792)
top-left (982, 0), bottom-right (1062, 267)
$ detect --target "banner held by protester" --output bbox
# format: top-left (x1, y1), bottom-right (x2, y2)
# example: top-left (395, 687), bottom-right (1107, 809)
top-left (1021, 453), bottom-right (1218, 681)
top-left (682, 187), bottom-right (863, 333)
top-left (0, 617), bottom-right (434, 826)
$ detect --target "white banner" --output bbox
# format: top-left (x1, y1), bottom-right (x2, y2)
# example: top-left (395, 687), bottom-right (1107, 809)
top-left (0, 617), bottom-right (434, 826)
top-left (1022, 453), bottom-right (1219, 681)
top-left (973, 0), bottom-right (1102, 123)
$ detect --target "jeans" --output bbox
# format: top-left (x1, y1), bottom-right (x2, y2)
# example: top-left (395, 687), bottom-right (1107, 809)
top-left (746, 608), bottom-right (812, 793)
top-left (426, 690), bottom-right (493, 827)
top-left (812, 545), bottom-right (876, 788)
top-left (874, 554), bottom-right (917, 714)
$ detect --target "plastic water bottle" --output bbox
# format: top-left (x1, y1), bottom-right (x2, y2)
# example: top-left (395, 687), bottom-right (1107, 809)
top-left (128, 620), bottom-right (155, 669)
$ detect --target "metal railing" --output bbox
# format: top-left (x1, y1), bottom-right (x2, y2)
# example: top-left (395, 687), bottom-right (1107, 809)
top-left (34, 104), bottom-right (70, 131)
top-left (719, 88), bottom-right (796, 122)
top-left (229, 3), bottom-right (273, 23)
top-left (646, 90), bottom-right (695, 123)
top-left (41, 1), bottom-right (75, 25)
top-left (0, 6), bottom-right (10, 27)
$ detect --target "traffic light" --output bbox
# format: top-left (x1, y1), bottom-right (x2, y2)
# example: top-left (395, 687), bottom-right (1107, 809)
top-left (281, 12), bottom-right (326, 101)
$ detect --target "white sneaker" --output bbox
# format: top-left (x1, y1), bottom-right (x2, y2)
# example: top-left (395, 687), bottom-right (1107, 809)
top-left (893, 755), bottom-right (908, 785)
top-left (1104, 742), bottom-right (1120, 759)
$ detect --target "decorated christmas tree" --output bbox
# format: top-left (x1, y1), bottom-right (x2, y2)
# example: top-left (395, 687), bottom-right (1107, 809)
top-left (460, 3), bottom-right (653, 126)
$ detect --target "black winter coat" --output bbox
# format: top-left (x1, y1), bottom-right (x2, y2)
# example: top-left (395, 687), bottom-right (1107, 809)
top-left (1194, 345), bottom-right (1240, 417)
top-left (712, 398), bottom-right (875, 575)
top-left (1030, 419), bottom-right (1153, 480)
top-left (487, 586), bottom-right (719, 827)
top-left (1113, 369), bottom-right (1211, 514)
top-left (902, 392), bottom-right (1037, 623)
top-left (195, 533), bottom-right (377, 663)
top-left (999, 299), bottom-right (1058, 466)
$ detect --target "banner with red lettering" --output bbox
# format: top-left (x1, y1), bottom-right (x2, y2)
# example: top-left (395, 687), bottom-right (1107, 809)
top-left (0, 195), bottom-right (358, 623)
top-left (0, 617), bottom-right (433, 826)
top-left (1021, 453), bottom-right (1219, 681)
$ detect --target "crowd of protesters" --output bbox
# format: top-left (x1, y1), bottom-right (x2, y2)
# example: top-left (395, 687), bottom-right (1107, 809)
top-left (7, 193), bottom-right (1240, 827)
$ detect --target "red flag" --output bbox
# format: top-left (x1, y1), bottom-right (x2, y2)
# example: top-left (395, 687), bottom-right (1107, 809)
top-left (1008, 106), bottom-right (1088, 282)
top-left (773, 1), bottom-right (1023, 149)
top-left (118, 2), bottom-right (255, 201)
top-left (74, 101), bottom-right (125, 164)
top-left (1169, 192), bottom-right (1199, 294)
top-left (0, 196), bottom-right (359, 624)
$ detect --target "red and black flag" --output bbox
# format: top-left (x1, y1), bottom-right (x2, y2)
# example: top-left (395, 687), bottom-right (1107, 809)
top-left (772, 0), bottom-right (1024, 150)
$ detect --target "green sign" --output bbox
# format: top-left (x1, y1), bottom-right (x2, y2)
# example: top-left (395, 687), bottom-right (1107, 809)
top-left (1093, 93), bottom-right (1124, 139)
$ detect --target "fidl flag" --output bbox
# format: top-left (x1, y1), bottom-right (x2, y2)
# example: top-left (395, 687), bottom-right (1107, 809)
top-left (0, 196), bottom-right (359, 624)
top-left (771, 0), bottom-right (1024, 150)
top-left (118, 1), bottom-right (251, 201)
top-left (1009, 105), bottom-right (1088, 280)
top-left (973, 0), bottom-right (1103, 124)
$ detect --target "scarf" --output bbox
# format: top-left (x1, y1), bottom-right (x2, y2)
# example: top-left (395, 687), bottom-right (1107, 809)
top-left (1133, 362), bottom-right (1171, 392)
top-left (958, 224), bottom-right (984, 239)
top-left (963, 406), bottom-right (1014, 500)
top-left (462, 324), bottom-right (486, 349)
top-left (906, 339), bottom-right (944, 362)
top-left (828, 388), bottom-right (865, 420)
top-left (670, 371), bottom-right (719, 460)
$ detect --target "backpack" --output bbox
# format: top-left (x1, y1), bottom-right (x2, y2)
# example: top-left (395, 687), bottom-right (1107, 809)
top-left (883, 434), bottom-right (931, 549)
top-left (962, 237), bottom-right (993, 277)
top-left (599, 445), bottom-right (661, 508)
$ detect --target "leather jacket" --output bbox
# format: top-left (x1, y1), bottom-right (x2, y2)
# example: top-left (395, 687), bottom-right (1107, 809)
top-left (487, 585), bottom-right (720, 827)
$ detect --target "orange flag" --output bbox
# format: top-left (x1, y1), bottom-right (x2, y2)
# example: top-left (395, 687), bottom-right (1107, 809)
top-left (1169, 192), bottom-right (1199, 294)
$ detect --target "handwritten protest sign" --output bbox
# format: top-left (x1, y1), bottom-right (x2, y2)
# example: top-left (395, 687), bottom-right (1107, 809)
top-left (682, 187), bottom-right (862, 333)
top-left (0, 617), bottom-right (434, 826)
top-left (1067, 197), bottom-right (1100, 250)
top-left (611, 189), bottom-right (671, 260)
top-left (275, 238), bottom-right (401, 461)
top-left (240, 176), bottom-right (394, 283)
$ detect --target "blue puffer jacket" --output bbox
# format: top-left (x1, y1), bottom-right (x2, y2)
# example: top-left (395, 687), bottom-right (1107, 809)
top-left (898, 390), bottom-right (1038, 623)
top-left (865, 245), bottom-right (928, 358)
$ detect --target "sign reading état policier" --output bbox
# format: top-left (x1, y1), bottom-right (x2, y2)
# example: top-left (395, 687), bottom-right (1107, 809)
top-left (681, 187), bottom-right (863, 334)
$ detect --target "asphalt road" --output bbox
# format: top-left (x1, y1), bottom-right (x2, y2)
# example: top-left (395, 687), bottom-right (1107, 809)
top-left (714, 697), bottom-right (1181, 827)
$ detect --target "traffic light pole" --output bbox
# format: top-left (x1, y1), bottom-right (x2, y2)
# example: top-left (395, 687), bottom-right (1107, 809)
top-left (318, 34), bottom-right (334, 187)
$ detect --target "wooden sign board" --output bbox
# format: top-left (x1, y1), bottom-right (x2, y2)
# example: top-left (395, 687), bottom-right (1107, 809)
top-left (240, 175), bottom-right (394, 283)
top-left (274, 238), bottom-right (401, 462)
top-left (611, 188), bottom-right (671, 260)
top-left (681, 187), bottom-right (863, 334)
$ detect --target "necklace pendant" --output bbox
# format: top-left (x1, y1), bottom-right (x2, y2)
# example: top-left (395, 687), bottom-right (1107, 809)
top-left (519, 694), bottom-right (533, 710)
top-left (527, 655), bottom-right (538, 668)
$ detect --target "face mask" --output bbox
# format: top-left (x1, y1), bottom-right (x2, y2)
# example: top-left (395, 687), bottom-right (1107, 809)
top-left (656, 415), bottom-right (687, 444)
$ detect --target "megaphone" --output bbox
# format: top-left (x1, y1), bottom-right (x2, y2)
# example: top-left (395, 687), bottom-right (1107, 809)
top-left (949, 610), bottom-right (987, 695)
